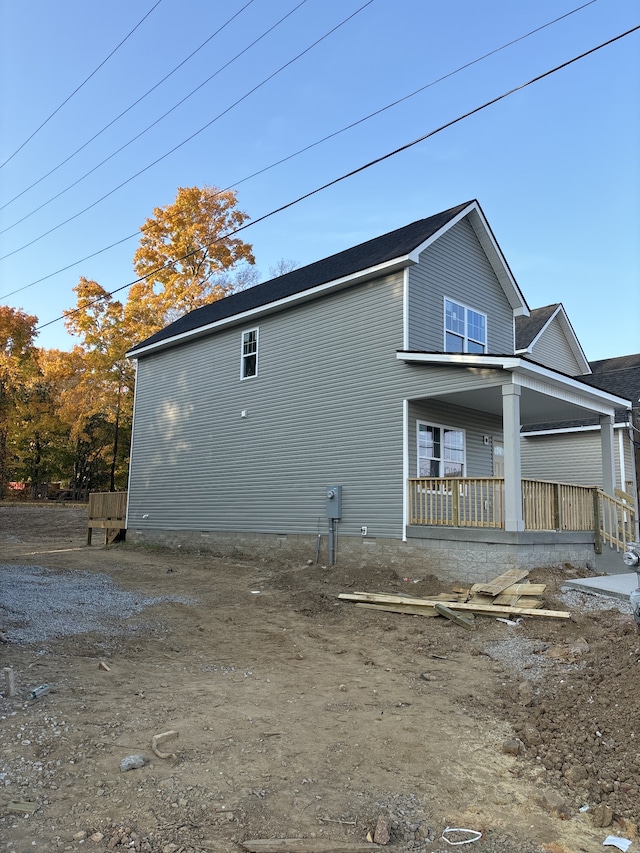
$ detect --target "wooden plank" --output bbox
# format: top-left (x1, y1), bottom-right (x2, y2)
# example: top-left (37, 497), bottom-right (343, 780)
top-left (512, 596), bottom-right (542, 609)
top-left (339, 592), bottom-right (569, 619)
top-left (355, 603), bottom-right (440, 617)
top-left (470, 582), bottom-right (546, 596)
top-left (434, 603), bottom-right (475, 629)
top-left (473, 569), bottom-right (529, 596)
top-left (242, 841), bottom-right (379, 853)
top-left (467, 593), bottom-right (496, 605)
top-left (492, 593), bottom-right (522, 606)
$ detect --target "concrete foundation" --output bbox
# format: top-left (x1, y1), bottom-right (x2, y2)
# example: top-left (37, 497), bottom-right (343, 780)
top-left (127, 525), bottom-right (600, 584)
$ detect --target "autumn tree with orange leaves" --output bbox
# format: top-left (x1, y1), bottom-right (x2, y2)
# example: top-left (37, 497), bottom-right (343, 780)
top-left (0, 306), bottom-right (39, 496)
top-left (56, 186), bottom-right (256, 491)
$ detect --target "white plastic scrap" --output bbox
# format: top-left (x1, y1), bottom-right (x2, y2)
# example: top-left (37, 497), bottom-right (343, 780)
top-left (442, 826), bottom-right (482, 845)
top-left (603, 837), bottom-right (632, 851)
top-left (496, 617), bottom-right (522, 626)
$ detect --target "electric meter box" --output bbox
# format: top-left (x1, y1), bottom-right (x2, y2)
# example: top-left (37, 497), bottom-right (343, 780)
top-left (326, 485), bottom-right (343, 519)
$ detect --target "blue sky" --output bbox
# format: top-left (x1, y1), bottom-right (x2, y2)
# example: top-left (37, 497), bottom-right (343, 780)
top-left (1, 0), bottom-right (638, 359)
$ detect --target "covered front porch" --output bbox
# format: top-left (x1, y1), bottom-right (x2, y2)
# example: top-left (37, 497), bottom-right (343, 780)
top-left (399, 352), bottom-right (637, 560)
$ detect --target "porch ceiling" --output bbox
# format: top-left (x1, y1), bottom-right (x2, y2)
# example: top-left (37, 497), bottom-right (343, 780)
top-left (397, 352), bottom-right (632, 427)
top-left (422, 384), bottom-right (599, 426)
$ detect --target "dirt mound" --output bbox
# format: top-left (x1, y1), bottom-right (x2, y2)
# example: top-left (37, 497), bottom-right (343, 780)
top-left (0, 504), bottom-right (637, 853)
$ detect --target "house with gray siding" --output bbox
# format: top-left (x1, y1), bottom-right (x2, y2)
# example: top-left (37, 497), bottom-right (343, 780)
top-left (125, 200), bottom-right (633, 581)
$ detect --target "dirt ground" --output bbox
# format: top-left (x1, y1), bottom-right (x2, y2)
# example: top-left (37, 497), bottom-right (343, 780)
top-left (1, 504), bottom-right (639, 853)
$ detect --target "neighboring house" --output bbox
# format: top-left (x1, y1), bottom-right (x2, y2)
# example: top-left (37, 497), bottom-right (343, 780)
top-left (520, 338), bottom-right (639, 509)
top-left (125, 200), bottom-right (633, 581)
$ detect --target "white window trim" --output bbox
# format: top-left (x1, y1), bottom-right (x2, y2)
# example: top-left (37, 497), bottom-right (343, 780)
top-left (416, 420), bottom-right (467, 478)
top-left (444, 297), bottom-right (487, 353)
top-left (240, 327), bottom-right (259, 380)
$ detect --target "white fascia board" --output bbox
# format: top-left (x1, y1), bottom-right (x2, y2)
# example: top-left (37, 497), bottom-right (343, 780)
top-left (396, 351), bottom-right (631, 413)
top-left (127, 256), bottom-right (411, 359)
top-left (522, 422), bottom-right (630, 437)
top-left (468, 205), bottom-right (529, 316)
top-left (555, 308), bottom-right (591, 374)
top-left (407, 202), bottom-right (476, 262)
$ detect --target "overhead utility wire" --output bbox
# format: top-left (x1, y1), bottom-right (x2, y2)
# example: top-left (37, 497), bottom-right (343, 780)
top-left (0, 0), bottom-right (613, 301)
top-left (38, 24), bottom-right (640, 333)
top-left (0, 0), bottom-right (260, 215)
top-left (221, 0), bottom-right (602, 192)
top-left (0, 0), bottom-right (164, 171)
top-left (0, 0), bottom-right (596, 231)
top-left (0, 0), bottom-right (309, 235)
top-left (0, 0), bottom-right (374, 263)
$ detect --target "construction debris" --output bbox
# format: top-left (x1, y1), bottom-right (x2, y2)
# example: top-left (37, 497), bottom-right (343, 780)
top-left (151, 729), bottom-right (179, 760)
top-left (338, 571), bottom-right (571, 623)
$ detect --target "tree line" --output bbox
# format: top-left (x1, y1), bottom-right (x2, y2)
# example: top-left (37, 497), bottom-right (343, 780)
top-left (0, 186), bottom-right (263, 499)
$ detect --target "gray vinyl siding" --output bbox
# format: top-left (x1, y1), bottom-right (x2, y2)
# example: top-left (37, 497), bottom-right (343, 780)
top-left (407, 218), bottom-right (515, 353)
top-left (408, 400), bottom-right (502, 478)
top-left (529, 316), bottom-right (583, 374)
top-left (129, 273), bottom-right (410, 539)
top-left (521, 428), bottom-right (632, 489)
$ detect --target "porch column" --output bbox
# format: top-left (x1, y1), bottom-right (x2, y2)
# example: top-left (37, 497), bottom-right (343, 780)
top-left (502, 383), bottom-right (524, 531)
top-left (599, 414), bottom-right (615, 496)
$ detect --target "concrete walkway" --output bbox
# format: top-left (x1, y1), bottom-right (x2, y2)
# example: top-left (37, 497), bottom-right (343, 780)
top-left (562, 571), bottom-right (639, 602)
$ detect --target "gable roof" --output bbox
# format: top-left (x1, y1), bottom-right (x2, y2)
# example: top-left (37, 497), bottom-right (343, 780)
top-left (127, 200), bottom-right (528, 357)
top-left (515, 304), bottom-right (559, 349)
top-left (515, 303), bottom-right (590, 375)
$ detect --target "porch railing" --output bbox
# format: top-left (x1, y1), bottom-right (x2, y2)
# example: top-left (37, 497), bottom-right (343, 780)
top-left (408, 477), bottom-right (637, 552)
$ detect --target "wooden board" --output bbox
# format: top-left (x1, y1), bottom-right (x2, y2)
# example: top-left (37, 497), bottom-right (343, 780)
top-left (339, 592), bottom-right (569, 619)
top-left (473, 569), bottom-right (529, 596)
top-left (470, 582), bottom-right (546, 596)
top-left (434, 603), bottom-right (475, 629)
top-left (355, 603), bottom-right (440, 617)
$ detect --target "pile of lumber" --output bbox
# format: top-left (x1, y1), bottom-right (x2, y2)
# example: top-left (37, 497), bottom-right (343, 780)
top-left (338, 569), bottom-right (570, 627)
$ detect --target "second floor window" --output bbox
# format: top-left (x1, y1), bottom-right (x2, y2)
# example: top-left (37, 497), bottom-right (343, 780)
top-left (241, 328), bottom-right (258, 379)
top-left (445, 299), bottom-right (486, 353)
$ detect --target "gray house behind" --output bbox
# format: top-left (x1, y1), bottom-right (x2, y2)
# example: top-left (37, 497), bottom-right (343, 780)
top-left (126, 200), bottom-right (633, 581)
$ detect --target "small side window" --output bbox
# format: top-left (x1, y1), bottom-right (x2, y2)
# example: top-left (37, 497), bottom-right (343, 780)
top-left (241, 328), bottom-right (258, 379)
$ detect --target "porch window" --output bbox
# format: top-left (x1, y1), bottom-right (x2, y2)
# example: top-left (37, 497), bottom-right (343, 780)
top-left (417, 421), bottom-right (465, 477)
top-left (445, 299), bottom-right (486, 353)
top-left (241, 328), bottom-right (258, 379)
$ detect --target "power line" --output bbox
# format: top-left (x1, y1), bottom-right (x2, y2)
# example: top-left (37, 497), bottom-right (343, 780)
top-left (0, 0), bottom-right (375, 263)
top-left (37, 24), bottom-right (640, 333)
top-left (0, 0), bottom-right (260, 214)
top-left (0, 0), bottom-right (309, 236)
top-left (0, 1), bottom-right (607, 299)
top-left (0, 0), bottom-right (164, 171)
top-left (0, 0), bottom-right (600, 231)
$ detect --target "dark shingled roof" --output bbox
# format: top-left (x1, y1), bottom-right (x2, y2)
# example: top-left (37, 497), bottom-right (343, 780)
top-left (128, 201), bottom-right (474, 354)
top-left (515, 304), bottom-right (559, 350)
top-left (523, 352), bottom-right (639, 432)
top-left (580, 353), bottom-right (640, 403)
